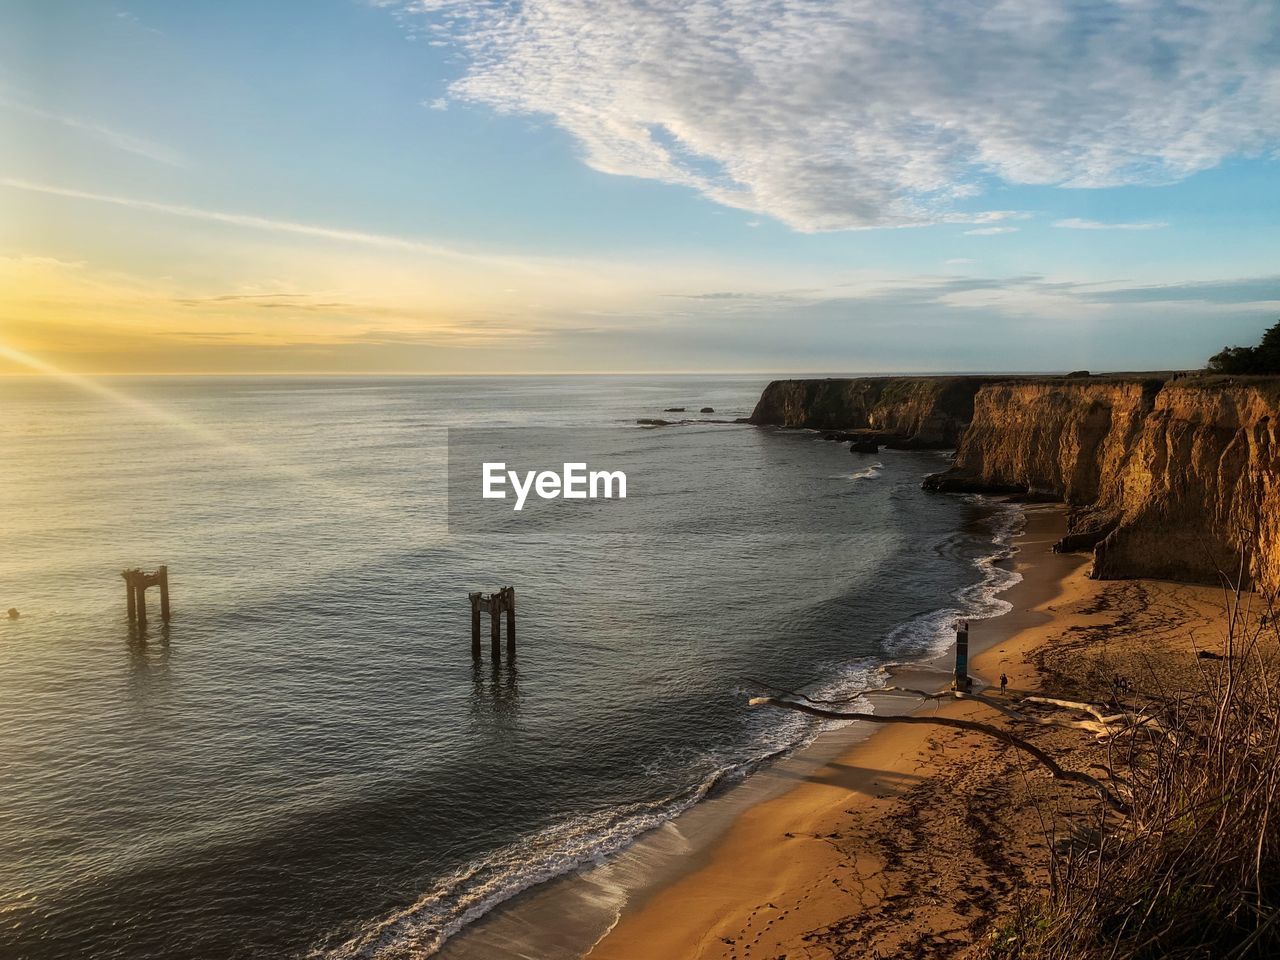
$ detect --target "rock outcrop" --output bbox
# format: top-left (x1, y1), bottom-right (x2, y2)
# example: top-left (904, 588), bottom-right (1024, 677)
top-left (749, 377), bottom-right (1009, 447)
top-left (924, 377), bottom-right (1280, 592)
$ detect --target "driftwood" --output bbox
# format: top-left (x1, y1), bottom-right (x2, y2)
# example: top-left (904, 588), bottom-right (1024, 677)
top-left (749, 692), bottom-right (1132, 813)
top-left (757, 682), bottom-right (1170, 741)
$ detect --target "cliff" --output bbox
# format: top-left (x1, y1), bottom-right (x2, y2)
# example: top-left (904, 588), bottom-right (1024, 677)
top-left (753, 374), bottom-right (1280, 590)
top-left (924, 377), bottom-right (1280, 592)
top-left (749, 377), bottom-right (1009, 446)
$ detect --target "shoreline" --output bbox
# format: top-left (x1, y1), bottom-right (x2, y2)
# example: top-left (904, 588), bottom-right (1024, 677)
top-left (437, 503), bottom-right (1074, 960)
top-left (584, 506), bottom-right (1236, 959)
top-left (582, 504), bottom-right (1083, 959)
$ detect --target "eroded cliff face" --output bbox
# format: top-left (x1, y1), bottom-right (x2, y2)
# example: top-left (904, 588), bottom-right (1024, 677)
top-left (756, 375), bottom-right (1280, 590)
top-left (926, 378), bottom-right (1280, 591)
top-left (749, 377), bottom-right (1007, 446)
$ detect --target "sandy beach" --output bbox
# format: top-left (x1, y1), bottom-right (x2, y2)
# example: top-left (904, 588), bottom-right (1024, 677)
top-left (588, 504), bottom-right (1236, 960)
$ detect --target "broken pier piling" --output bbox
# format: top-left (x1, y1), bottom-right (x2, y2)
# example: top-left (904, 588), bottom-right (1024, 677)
top-left (122, 566), bottom-right (171, 626)
top-left (469, 586), bottom-right (515, 661)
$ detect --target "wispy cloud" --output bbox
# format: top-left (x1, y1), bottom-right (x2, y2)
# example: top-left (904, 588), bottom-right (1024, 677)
top-left (0, 96), bottom-right (183, 166)
top-left (1075, 277), bottom-right (1280, 305)
top-left (113, 8), bottom-right (163, 35)
top-left (1053, 218), bottom-right (1170, 231)
top-left (965, 226), bottom-right (1020, 236)
top-left (6, 251), bottom-right (1276, 374)
top-left (385, 0), bottom-right (1280, 231)
top-left (0, 254), bottom-right (559, 365)
top-left (672, 274), bottom-right (1280, 313)
top-left (173, 293), bottom-right (355, 310)
top-left (0, 177), bottom-right (538, 271)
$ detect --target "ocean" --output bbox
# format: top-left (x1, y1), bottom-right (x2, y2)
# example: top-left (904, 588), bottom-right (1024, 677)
top-left (0, 375), bottom-right (1020, 959)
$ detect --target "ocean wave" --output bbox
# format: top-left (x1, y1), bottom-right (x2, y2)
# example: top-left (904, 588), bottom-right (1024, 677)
top-left (315, 788), bottom-right (717, 959)
top-left (883, 500), bottom-right (1025, 659)
top-left (318, 656), bottom-right (884, 960)
top-left (845, 461), bottom-right (884, 482)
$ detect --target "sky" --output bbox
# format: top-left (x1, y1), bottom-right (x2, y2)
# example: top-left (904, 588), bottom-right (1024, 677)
top-left (0, 0), bottom-right (1277, 375)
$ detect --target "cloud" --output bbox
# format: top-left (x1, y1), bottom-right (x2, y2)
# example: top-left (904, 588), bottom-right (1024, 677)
top-left (618, 272), bottom-right (1280, 372)
top-left (6, 251), bottom-right (1276, 374)
top-left (945, 258), bottom-right (977, 266)
top-left (965, 226), bottom-right (1020, 236)
top-left (0, 177), bottom-right (536, 271)
top-left (1053, 218), bottom-right (1169, 231)
top-left (390, 0), bottom-right (1280, 231)
top-left (113, 8), bottom-right (164, 35)
top-left (174, 293), bottom-right (355, 310)
top-left (657, 273), bottom-right (1280, 316)
top-left (0, 253), bottom-right (562, 368)
top-left (0, 96), bottom-right (183, 165)
top-left (1076, 276), bottom-right (1280, 305)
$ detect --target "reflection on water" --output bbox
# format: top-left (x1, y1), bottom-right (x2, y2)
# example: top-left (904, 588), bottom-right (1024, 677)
top-left (469, 659), bottom-right (521, 726)
top-left (125, 626), bottom-right (171, 694)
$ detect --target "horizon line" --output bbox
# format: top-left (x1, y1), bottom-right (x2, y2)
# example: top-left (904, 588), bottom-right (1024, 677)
top-left (0, 367), bottom-right (1182, 379)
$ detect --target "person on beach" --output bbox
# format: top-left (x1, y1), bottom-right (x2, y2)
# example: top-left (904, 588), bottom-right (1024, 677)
top-left (999, 672), bottom-right (1008, 692)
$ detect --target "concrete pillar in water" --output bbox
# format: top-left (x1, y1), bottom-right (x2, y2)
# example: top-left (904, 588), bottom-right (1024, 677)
top-left (490, 596), bottom-right (502, 662)
top-left (469, 592), bottom-right (483, 659)
top-left (158, 566), bottom-right (171, 622)
top-left (504, 587), bottom-right (516, 660)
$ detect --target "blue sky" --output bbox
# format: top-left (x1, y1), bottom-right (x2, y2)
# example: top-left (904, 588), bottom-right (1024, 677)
top-left (1, 0), bottom-right (1277, 374)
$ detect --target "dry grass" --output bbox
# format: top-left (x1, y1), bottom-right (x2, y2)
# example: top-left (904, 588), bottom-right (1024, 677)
top-left (997, 581), bottom-right (1280, 959)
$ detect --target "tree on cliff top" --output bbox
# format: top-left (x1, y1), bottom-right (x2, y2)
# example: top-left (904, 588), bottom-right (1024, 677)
top-left (1208, 319), bottom-right (1280, 374)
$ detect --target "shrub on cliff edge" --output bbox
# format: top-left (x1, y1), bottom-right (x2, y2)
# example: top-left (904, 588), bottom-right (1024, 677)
top-left (1208, 320), bottom-right (1280, 374)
